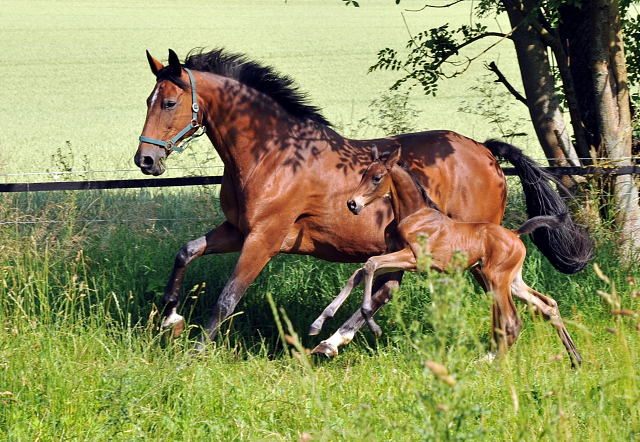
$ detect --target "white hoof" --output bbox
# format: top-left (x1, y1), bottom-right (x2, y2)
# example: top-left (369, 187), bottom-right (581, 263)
top-left (311, 340), bottom-right (339, 357)
top-left (476, 352), bottom-right (497, 364)
top-left (161, 313), bottom-right (185, 337)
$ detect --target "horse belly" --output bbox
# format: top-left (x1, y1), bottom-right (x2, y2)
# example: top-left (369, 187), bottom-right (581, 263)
top-left (279, 203), bottom-right (392, 263)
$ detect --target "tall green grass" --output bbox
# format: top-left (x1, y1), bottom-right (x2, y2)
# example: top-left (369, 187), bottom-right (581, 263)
top-left (2, 1), bottom-right (639, 439)
top-left (1, 187), bottom-right (640, 440)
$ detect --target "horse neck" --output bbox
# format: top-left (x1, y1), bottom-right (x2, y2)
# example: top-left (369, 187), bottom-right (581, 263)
top-left (198, 74), bottom-right (288, 169)
top-left (388, 165), bottom-right (429, 222)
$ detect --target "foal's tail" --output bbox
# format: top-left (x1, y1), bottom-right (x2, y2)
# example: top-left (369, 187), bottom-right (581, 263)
top-left (484, 139), bottom-right (593, 274)
top-left (515, 213), bottom-right (568, 236)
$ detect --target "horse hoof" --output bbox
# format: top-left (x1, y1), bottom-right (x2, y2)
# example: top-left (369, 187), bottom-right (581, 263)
top-left (311, 341), bottom-right (338, 357)
top-left (475, 352), bottom-right (497, 364)
top-left (161, 313), bottom-right (185, 337)
top-left (308, 324), bottom-right (322, 336)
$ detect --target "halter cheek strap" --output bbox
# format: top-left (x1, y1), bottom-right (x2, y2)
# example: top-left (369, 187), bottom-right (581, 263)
top-left (139, 67), bottom-right (206, 153)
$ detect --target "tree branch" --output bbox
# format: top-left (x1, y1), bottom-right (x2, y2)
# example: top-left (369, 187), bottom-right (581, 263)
top-left (486, 61), bottom-right (527, 105)
top-left (403, 0), bottom-right (465, 12)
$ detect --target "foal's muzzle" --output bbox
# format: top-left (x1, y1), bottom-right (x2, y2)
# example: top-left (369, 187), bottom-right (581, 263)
top-left (347, 199), bottom-right (362, 215)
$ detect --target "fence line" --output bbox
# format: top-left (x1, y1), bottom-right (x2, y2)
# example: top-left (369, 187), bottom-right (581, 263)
top-left (0, 217), bottom-right (215, 226)
top-left (0, 165), bottom-right (224, 178)
top-left (1, 157), bottom-right (636, 178)
top-left (1, 165), bottom-right (639, 194)
top-left (0, 176), bottom-right (222, 193)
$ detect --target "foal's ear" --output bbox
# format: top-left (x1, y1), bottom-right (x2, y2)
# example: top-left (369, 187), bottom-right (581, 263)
top-left (371, 145), bottom-right (379, 162)
top-left (384, 147), bottom-right (402, 168)
top-left (146, 50), bottom-right (164, 77)
top-left (167, 49), bottom-right (183, 77)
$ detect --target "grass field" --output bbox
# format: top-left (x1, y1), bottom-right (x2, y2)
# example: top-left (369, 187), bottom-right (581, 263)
top-left (2, 1), bottom-right (640, 440)
top-left (0, 0), bottom-right (530, 176)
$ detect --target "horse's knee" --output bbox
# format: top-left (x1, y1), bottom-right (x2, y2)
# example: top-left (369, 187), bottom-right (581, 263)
top-left (364, 259), bottom-right (377, 275)
top-left (175, 236), bottom-right (207, 267)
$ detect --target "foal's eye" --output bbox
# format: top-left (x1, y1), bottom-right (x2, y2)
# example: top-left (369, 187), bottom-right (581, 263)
top-left (372, 174), bottom-right (383, 185)
top-left (163, 100), bottom-right (177, 110)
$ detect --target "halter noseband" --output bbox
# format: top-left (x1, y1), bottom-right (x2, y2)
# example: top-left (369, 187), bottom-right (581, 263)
top-left (139, 67), bottom-right (206, 153)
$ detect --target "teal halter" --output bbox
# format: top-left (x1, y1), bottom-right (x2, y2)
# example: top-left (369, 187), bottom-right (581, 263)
top-left (139, 67), bottom-right (206, 153)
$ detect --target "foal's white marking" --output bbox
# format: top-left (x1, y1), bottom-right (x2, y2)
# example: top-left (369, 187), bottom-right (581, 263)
top-left (319, 329), bottom-right (356, 356)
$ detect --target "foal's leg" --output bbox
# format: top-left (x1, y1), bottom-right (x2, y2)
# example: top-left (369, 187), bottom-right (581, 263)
top-left (161, 221), bottom-right (243, 332)
top-left (312, 272), bottom-right (402, 356)
top-left (361, 248), bottom-right (417, 338)
top-left (483, 271), bottom-right (522, 354)
top-left (309, 268), bottom-right (365, 336)
top-left (510, 272), bottom-right (582, 366)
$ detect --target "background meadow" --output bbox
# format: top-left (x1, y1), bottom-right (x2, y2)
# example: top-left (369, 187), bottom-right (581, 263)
top-left (1, 1), bottom-right (640, 440)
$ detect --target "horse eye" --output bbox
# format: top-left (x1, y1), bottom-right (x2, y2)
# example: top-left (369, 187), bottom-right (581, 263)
top-left (372, 174), bottom-right (383, 185)
top-left (163, 100), bottom-right (177, 110)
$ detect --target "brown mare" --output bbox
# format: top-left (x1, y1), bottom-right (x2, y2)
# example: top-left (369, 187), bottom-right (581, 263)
top-left (134, 48), bottom-right (592, 353)
top-left (310, 147), bottom-right (582, 365)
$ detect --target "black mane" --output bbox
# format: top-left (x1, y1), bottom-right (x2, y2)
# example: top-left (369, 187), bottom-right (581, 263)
top-left (157, 48), bottom-right (331, 126)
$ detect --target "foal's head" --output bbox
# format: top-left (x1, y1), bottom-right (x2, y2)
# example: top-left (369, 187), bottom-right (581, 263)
top-left (347, 146), bottom-right (402, 215)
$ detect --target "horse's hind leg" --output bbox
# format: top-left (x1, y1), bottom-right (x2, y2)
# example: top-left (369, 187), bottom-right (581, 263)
top-left (482, 271), bottom-right (522, 355)
top-left (161, 221), bottom-right (243, 333)
top-left (309, 268), bottom-right (365, 336)
top-left (511, 272), bottom-right (582, 366)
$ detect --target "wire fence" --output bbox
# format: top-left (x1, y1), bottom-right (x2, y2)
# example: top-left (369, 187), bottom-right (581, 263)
top-left (0, 217), bottom-right (215, 226)
top-left (0, 165), bottom-right (225, 178)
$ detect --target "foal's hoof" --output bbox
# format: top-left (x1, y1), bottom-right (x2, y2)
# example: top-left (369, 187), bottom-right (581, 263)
top-left (311, 341), bottom-right (338, 357)
top-left (161, 313), bottom-right (185, 338)
top-left (308, 324), bottom-right (322, 336)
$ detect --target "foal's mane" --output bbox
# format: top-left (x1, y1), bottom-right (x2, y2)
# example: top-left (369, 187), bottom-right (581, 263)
top-left (157, 48), bottom-right (331, 127)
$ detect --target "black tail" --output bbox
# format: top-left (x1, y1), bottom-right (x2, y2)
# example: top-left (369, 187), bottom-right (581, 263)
top-left (485, 139), bottom-right (593, 274)
top-left (515, 213), bottom-right (568, 236)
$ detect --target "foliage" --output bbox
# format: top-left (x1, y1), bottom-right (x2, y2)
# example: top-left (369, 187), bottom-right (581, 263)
top-left (370, 23), bottom-right (493, 96)
top-left (457, 74), bottom-right (528, 142)
top-left (351, 89), bottom-right (423, 137)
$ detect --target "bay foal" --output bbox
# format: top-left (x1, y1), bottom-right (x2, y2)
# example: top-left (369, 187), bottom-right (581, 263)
top-left (311, 147), bottom-right (582, 365)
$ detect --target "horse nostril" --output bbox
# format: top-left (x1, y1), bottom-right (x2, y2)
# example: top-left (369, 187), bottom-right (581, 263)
top-left (141, 156), bottom-right (154, 168)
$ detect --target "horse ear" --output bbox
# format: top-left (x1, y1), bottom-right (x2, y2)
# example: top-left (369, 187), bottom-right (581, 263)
top-left (167, 49), bottom-right (182, 77)
top-left (146, 50), bottom-right (164, 77)
top-left (384, 146), bottom-right (402, 168)
top-left (371, 145), bottom-right (379, 161)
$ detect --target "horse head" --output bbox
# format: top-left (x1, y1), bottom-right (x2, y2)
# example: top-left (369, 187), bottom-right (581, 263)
top-left (135, 49), bottom-right (204, 175)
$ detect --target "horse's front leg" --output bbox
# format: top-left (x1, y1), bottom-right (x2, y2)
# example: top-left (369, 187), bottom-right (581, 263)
top-left (361, 248), bottom-right (417, 337)
top-left (197, 229), bottom-right (284, 347)
top-left (161, 221), bottom-right (243, 333)
top-left (312, 254), bottom-right (414, 357)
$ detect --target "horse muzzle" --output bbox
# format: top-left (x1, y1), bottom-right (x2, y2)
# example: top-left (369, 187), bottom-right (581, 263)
top-left (134, 148), bottom-right (166, 176)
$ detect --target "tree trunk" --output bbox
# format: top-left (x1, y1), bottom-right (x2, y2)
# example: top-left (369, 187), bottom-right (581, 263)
top-left (502, 0), bottom-right (580, 168)
top-left (589, 0), bottom-right (640, 253)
